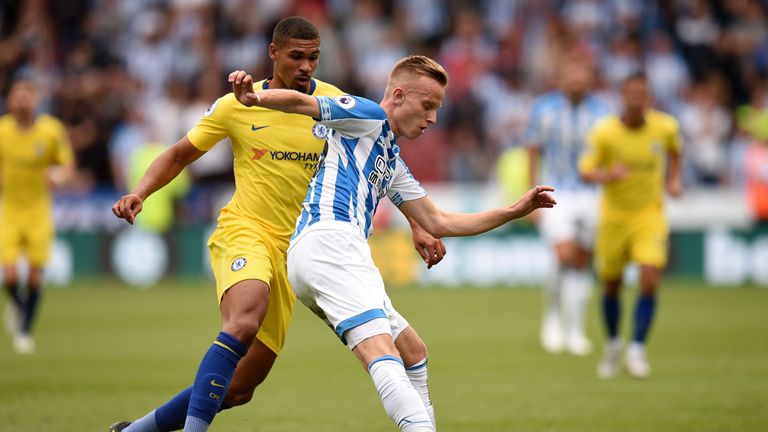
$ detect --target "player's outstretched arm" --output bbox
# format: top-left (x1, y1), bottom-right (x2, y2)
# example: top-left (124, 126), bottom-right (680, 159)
top-left (666, 149), bottom-right (683, 197)
top-left (228, 70), bottom-right (320, 118)
top-left (400, 185), bottom-right (556, 238)
top-left (111, 137), bottom-right (204, 224)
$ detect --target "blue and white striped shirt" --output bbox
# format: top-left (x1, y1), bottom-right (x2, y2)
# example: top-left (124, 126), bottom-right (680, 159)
top-left (525, 91), bottom-right (610, 191)
top-left (293, 95), bottom-right (426, 240)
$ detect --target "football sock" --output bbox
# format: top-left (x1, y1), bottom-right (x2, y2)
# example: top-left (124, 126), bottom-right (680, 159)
top-left (633, 295), bottom-right (657, 343)
top-left (369, 355), bottom-right (433, 432)
top-left (405, 358), bottom-right (435, 429)
top-left (4, 281), bottom-right (23, 308)
top-left (544, 265), bottom-right (562, 322)
top-left (122, 411), bottom-right (161, 432)
top-left (154, 387), bottom-right (193, 431)
top-left (562, 268), bottom-right (591, 338)
top-left (184, 332), bottom-right (248, 432)
top-left (21, 286), bottom-right (40, 335)
top-left (601, 294), bottom-right (620, 339)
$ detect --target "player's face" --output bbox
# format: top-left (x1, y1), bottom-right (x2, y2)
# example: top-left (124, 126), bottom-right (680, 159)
top-left (392, 76), bottom-right (445, 139)
top-left (270, 38), bottom-right (321, 93)
top-left (622, 79), bottom-right (650, 114)
top-left (562, 64), bottom-right (592, 99)
top-left (7, 81), bottom-right (39, 115)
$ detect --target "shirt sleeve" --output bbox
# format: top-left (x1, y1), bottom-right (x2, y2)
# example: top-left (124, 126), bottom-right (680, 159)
top-left (315, 95), bottom-right (387, 138)
top-left (666, 117), bottom-right (683, 154)
top-left (387, 157), bottom-right (427, 207)
top-left (186, 95), bottom-right (232, 151)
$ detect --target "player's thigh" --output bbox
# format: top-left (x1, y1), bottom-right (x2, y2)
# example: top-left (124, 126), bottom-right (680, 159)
top-left (0, 221), bottom-right (22, 265)
top-left (208, 217), bottom-right (298, 355)
top-left (225, 337), bottom-right (278, 406)
top-left (288, 229), bottom-right (390, 345)
top-left (629, 216), bottom-right (669, 269)
top-left (254, 250), bottom-right (295, 355)
top-left (353, 330), bottom-right (401, 367)
top-left (25, 221), bottom-right (53, 267)
top-left (594, 221), bottom-right (630, 281)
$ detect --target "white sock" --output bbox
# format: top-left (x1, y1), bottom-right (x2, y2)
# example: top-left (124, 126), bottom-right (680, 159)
top-left (183, 416), bottom-right (209, 432)
top-left (561, 268), bottom-right (592, 340)
top-left (544, 265), bottom-right (563, 321)
top-left (405, 358), bottom-right (435, 429)
top-left (369, 356), bottom-right (433, 432)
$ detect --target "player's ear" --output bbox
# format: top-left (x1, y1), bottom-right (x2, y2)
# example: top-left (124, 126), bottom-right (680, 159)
top-left (268, 43), bottom-right (278, 61)
top-left (393, 87), bottom-right (405, 105)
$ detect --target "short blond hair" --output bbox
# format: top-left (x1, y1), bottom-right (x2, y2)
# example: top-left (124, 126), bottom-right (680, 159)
top-left (389, 55), bottom-right (449, 87)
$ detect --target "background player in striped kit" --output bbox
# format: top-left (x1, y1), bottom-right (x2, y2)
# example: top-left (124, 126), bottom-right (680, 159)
top-left (526, 55), bottom-right (610, 355)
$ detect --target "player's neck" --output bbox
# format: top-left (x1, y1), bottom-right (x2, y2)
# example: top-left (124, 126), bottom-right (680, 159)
top-left (621, 112), bottom-right (645, 129)
top-left (13, 111), bottom-right (35, 129)
top-left (267, 76), bottom-right (311, 94)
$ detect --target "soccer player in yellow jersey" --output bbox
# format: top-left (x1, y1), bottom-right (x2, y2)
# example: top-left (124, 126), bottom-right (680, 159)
top-left (0, 78), bottom-right (74, 354)
top-left (579, 72), bottom-right (682, 379)
top-left (109, 17), bottom-right (445, 432)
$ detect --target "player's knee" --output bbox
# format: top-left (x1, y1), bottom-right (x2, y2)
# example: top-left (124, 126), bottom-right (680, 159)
top-left (223, 387), bottom-right (254, 408)
top-left (222, 312), bottom-right (262, 342)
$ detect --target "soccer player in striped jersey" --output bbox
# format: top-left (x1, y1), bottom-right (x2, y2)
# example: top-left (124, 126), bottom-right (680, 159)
top-left (109, 18), bottom-right (445, 432)
top-left (0, 77), bottom-right (75, 354)
top-left (230, 55), bottom-right (556, 432)
top-left (526, 56), bottom-right (610, 356)
top-left (579, 72), bottom-right (683, 378)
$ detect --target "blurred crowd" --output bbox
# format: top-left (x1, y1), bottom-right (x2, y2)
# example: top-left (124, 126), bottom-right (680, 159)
top-left (1, 0), bottom-right (767, 196)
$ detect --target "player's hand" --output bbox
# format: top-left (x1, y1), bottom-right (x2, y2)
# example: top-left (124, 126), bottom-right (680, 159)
top-left (512, 185), bottom-right (556, 217)
top-left (666, 177), bottom-right (682, 197)
top-left (410, 224), bottom-right (447, 269)
top-left (228, 70), bottom-right (261, 107)
top-left (605, 163), bottom-right (629, 183)
top-left (111, 193), bottom-right (144, 225)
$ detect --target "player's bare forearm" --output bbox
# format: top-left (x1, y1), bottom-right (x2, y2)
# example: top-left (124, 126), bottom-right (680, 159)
top-left (581, 164), bottom-right (628, 184)
top-left (402, 212), bottom-right (446, 268)
top-left (229, 70), bottom-right (320, 117)
top-left (132, 138), bottom-right (203, 200)
top-left (112, 137), bottom-right (203, 224)
top-left (666, 150), bottom-right (683, 197)
top-left (401, 186), bottom-right (555, 238)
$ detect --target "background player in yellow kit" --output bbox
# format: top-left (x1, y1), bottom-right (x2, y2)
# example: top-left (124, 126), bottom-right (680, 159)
top-left (0, 77), bottom-right (74, 354)
top-left (110, 17), bottom-right (445, 432)
top-left (579, 72), bottom-right (682, 379)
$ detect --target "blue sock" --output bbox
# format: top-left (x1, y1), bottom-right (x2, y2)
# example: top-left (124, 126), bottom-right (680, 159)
top-left (5, 282), bottom-right (22, 308)
top-left (185, 332), bottom-right (248, 429)
top-left (22, 287), bottom-right (40, 334)
top-left (153, 387), bottom-right (193, 431)
top-left (633, 295), bottom-right (657, 343)
top-left (602, 294), bottom-right (620, 339)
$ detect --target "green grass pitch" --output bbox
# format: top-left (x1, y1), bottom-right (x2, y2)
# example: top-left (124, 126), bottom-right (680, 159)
top-left (1, 279), bottom-right (766, 431)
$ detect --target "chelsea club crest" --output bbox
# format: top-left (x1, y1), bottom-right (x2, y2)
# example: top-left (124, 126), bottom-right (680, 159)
top-left (312, 122), bottom-right (328, 139)
top-left (231, 257), bottom-right (247, 272)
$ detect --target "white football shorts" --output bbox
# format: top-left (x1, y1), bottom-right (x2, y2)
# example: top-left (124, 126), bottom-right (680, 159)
top-left (538, 190), bottom-right (599, 249)
top-left (287, 221), bottom-right (410, 350)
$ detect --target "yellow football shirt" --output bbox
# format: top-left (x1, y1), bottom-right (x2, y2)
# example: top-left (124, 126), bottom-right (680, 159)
top-left (187, 78), bottom-right (344, 252)
top-left (0, 113), bottom-right (74, 219)
top-left (579, 110), bottom-right (682, 222)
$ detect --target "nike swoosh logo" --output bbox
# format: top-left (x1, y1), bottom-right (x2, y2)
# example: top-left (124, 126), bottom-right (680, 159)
top-left (210, 379), bottom-right (226, 388)
top-left (251, 124), bottom-right (269, 131)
